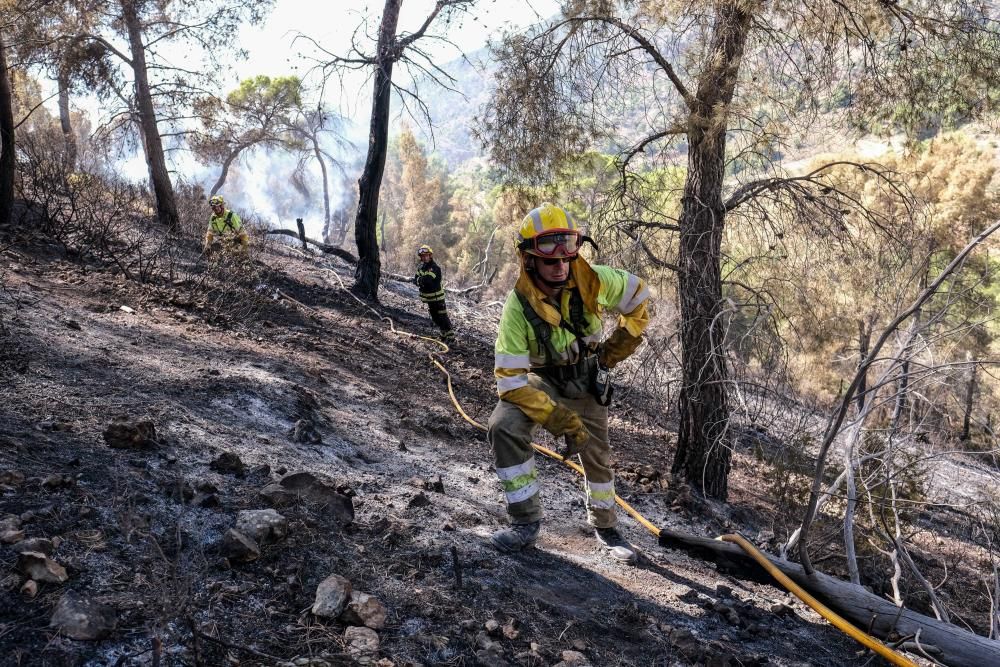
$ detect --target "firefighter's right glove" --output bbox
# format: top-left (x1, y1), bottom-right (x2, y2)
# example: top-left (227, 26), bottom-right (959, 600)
top-left (543, 405), bottom-right (591, 459)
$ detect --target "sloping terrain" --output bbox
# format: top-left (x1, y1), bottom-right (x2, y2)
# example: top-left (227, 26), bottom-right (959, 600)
top-left (0, 233), bottom-right (899, 666)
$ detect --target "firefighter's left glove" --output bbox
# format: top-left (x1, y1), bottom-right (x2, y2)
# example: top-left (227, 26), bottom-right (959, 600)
top-left (599, 328), bottom-right (644, 369)
top-left (543, 405), bottom-right (591, 459)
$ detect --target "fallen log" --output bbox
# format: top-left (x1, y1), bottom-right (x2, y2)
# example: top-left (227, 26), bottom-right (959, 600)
top-left (267, 228), bottom-right (357, 264)
top-left (658, 528), bottom-right (1000, 667)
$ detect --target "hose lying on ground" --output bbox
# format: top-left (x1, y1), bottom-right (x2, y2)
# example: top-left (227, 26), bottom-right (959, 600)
top-left (316, 265), bottom-right (918, 667)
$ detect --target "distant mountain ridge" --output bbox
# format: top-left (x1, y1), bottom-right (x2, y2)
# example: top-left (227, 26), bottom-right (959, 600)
top-left (394, 46), bottom-right (497, 167)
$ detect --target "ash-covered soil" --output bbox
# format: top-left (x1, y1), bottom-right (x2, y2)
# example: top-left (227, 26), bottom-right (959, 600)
top-left (0, 236), bottom-right (897, 666)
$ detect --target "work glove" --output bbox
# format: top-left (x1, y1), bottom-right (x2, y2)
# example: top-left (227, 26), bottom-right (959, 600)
top-left (599, 328), bottom-right (644, 369)
top-left (542, 405), bottom-right (592, 459)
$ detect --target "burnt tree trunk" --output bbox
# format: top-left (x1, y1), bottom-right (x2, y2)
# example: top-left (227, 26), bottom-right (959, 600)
top-left (672, 3), bottom-right (752, 501)
top-left (57, 68), bottom-right (77, 168)
top-left (352, 0), bottom-right (402, 300)
top-left (122, 0), bottom-right (178, 230)
top-left (0, 30), bottom-right (13, 227)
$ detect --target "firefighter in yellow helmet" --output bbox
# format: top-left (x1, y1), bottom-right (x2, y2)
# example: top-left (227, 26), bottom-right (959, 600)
top-left (204, 195), bottom-right (249, 254)
top-left (414, 244), bottom-right (456, 345)
top-left (489, 203), bottom-right (651, 563)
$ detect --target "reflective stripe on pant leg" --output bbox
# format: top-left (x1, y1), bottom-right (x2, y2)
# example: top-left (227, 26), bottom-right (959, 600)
top-left (428, 300), bottom-right (453, 337)
top-left (573, 395), bottom-right (616, 529)
top-left (488, 398), bottom-right (543, 523)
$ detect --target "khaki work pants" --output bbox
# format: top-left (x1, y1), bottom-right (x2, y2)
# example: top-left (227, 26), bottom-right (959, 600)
top-left (488, 371), bottom-right (617, 529)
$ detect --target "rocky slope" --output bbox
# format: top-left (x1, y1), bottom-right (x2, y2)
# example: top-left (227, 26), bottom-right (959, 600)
top-left (0, 232), bottom-right (914, 666)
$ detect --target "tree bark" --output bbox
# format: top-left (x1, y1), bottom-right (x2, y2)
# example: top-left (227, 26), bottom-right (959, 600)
top-left (672, 2), bottom-right (752, 501)
top-left (843, 439), bottom-right (860, 585)
top-left (57, 68), bottom-right (77, 169)
top-left (0, 30), bottom-right (14, 228)
top-left (352, 0), bottom-right (402, 300)
top-left (352, 0), bottom-right (403, 301)
top-left (856, 319), bottom-right (870, 414)
top-left (961, 351), bottom-right (977, 441)
top-left (210, 145), bottom-right (249, 196)
top-left (312, 136), bottom-right (331, 239)
top-left (122, 0), bottom-right (178, 230)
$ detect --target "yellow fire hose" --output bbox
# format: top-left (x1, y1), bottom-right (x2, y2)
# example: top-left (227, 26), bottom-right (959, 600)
top-left (320, 269), bottom-right (918, 667)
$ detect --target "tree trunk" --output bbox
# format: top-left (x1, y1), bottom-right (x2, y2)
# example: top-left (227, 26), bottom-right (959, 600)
top-left (672, 2), bottom-right (752, 501)
top-left (960, 350), bottom-right (977, 441)
top-left (122, 0), bottom-right (178, 230)
top-left (843, 441), bottom-right (860, 585)
top-left (210, 146), bottom-right (247, 196)
top-left (312, 136), bottom-right (331, 240)
top-left (0, 30), bottom-right (13, 227)
top-left (856, 319), bottom-right (869, 414)
top-left (352, 0), bottom-right (402, 300)
top-left (57, 69), bottom-right (77, 169)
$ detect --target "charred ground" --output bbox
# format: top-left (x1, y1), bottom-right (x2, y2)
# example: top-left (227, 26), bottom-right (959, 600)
top-left (0, 228), bottom-right (930, 666)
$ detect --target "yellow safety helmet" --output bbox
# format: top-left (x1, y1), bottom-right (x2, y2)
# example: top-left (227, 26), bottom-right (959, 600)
top-left (209, 195), bottom-right (225, 207)
top-left (417, 244), bottom-right (433, 256)
top-left (517, 202), bottom-right (581, 258)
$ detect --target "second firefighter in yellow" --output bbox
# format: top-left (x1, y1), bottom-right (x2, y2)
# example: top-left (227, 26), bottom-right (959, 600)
top-left (204, 194), bottom-right (249, 253)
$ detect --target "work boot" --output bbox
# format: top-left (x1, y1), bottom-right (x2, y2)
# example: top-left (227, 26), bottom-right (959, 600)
top-left (491, 521), bottom-right (540, 553)
top-left (595, 526), bottom-right (638, 564)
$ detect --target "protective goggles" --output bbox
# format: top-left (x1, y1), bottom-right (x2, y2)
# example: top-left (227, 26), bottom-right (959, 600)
top-left (521, 230), bottom-right (580, 257)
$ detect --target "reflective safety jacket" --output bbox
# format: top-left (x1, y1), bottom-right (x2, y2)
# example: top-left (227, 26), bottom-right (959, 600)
top-left (494, 257), bottom-right (651, 424)
top-left (208, 209), bottom-right (243, 235)
top-left (415, 260), bottom-right (445, 303)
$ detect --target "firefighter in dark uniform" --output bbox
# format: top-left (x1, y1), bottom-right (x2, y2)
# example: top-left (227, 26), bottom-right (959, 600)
top-left (414, 245), bottom-right (456, 344)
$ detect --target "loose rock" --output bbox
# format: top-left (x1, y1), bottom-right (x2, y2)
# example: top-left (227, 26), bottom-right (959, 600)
top-left (17, 551), bottom-right (68, 583)
top-left (408, 492), bottom-right (431, 508)
top-left (262, 472), bottom-right (353, 524)
top-left (221, 529), bottom-right (259, 562)
top-left (209, 451), bottom-right (245, 476)
top-left (50, 591), bottom-right (117, 640)
top-left (344, 626), bottom-right (379, 660)
top-left (259, 483), bottom-right (296, 507)
top-left (41, 474), bottom-right (73, 491)
top-left (235, 509), bottom-right (288, 543)
top-left (340, 591), bottom-right (388, 629)
top-left (12, 537), bottom-right (54, 555)
top-left (289, 419), bottom-right (322, 444)
top-left (20, 579), bottom-right (38, 599)
top-left (103, 420), bottom-right (157, 449)
top-left (1, 529), bottom-right (25, 544)
top-left (312, 574), bottom-right (352, 618)
top-left (558, 650), bottom-right (591, 666)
